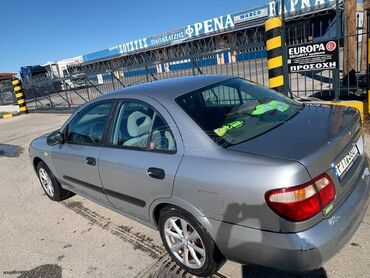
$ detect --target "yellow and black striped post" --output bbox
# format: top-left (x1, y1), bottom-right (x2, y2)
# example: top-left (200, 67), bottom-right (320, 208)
top-left (265, 17), bottom-right (285, 93)
top-left (12, 78), bottom-right (28, 113)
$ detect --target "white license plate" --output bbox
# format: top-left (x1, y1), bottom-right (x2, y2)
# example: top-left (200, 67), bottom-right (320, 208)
top-left (332, 145), bottom-right (359, 180)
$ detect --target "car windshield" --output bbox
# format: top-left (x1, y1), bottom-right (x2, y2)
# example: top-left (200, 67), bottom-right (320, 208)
top-left (176, 78), bottom-right (303, 147)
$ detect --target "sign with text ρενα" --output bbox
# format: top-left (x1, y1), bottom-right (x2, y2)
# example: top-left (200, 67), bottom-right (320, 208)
top-left (287, 40), bottom-right (339, 73)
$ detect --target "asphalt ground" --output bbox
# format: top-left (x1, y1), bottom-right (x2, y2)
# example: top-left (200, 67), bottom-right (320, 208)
top-left (0, 113), bottom-right (369, 278)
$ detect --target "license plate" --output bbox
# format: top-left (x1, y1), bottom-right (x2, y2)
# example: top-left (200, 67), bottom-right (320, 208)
top-left (332, 145), bottom-right (359, 180)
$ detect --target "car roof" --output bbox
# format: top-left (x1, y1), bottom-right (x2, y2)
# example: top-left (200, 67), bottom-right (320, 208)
top-left (98, 75), bottom-right (234, 101)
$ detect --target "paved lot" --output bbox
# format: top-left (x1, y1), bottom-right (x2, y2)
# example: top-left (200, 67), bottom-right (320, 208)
top-left (0, 113), bottom-right (369, 278)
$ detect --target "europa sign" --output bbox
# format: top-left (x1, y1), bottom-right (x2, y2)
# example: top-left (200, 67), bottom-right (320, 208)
top-left (287, 40), bottom-right (339, 73)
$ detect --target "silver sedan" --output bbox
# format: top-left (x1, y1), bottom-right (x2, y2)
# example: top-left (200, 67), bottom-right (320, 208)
top-left (29, 75), bottom-right (370, 277)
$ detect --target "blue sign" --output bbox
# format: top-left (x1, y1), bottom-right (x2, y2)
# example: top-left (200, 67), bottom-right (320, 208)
top-left (149, 29), bottom-right (186, 47)
top-left (233, 7), bottom-right (269, 25)
top-left (81, 5), bottom-right (269, 62)
top-left (82, 47), bottom-right (120, 63)
top-left (80, 0), bottom-right (338, 63)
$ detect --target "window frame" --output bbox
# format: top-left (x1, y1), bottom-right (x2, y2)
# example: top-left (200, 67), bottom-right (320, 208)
top-left (104, 98), bottom-right (177, 154)
top-left (63, 100), bottom-right (116, 147)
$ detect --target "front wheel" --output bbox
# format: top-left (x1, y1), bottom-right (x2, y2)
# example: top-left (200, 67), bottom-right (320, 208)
top-left (36, 161), bottom-right (72, 201)
top-left (158, 206), bottom-right (225, 277)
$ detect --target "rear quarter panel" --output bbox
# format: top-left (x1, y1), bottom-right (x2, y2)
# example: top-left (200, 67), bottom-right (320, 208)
top-left (173, 148), bottom-right (312, 232)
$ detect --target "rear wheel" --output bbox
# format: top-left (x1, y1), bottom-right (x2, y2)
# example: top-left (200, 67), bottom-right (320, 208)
top-left (158, 206), bottom-right (225, 277)
top-left (36, 161), bottom-right (73, 201)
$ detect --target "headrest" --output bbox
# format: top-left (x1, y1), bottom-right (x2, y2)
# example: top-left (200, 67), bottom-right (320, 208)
top-left (127, 111), bottom-right (152, 137)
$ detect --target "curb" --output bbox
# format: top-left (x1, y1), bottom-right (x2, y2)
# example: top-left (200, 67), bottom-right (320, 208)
top-left (1, 113), bottom-right (13, 120)
top-left (0, 112), bottom-right (22, 120)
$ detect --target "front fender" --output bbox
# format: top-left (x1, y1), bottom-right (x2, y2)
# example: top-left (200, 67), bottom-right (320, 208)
top-left (29, 136), bottom-right (57, 175)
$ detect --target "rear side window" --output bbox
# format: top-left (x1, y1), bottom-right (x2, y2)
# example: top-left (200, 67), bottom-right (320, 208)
top-left (66, 101), bottom-right (112, 145)
top-left (112, 101), bottom-right (154, 149)
top-left (111, 100), bottom-right (176, 152)
top-left (150, 114), bottom-right (176, 152)
top-left (176, 78), bottom-right (302, 146)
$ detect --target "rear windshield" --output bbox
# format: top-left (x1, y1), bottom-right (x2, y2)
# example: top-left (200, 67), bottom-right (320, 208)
top-left (176, 78), bottom-right (303, 147)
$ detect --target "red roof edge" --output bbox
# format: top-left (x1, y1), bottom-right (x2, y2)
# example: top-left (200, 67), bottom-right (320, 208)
top-left (0, 73), bottom-right (17, 77)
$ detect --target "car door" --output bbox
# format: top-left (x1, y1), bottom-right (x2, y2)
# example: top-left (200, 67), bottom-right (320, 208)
top-left (98, 97), bottom-right (184, 221)
top-left (51, 100), bottom-right (114, 205)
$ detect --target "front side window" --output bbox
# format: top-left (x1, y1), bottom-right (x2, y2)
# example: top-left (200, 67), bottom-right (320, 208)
top-left (66, 101), bottom-right (112, 145)
top-left (176, 78), bottom-right (303, 146)
top-left (111, 100), bottom-right (176, 152)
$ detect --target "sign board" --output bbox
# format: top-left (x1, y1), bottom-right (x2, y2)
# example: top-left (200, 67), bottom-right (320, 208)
top-left (287, 40), bottom-right (339, 73)
top-left (79, 0), bottom-right (339, 63)
top-left (268, 0), bottom-right (340, 17)
top-left (82, 6), bottom-right (269, 62)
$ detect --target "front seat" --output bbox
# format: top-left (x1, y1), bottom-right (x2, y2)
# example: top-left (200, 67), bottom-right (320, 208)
top-left (123, 111), bottom-right (152, 148)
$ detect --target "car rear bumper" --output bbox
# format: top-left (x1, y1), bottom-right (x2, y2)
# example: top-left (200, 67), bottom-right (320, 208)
top-left (210, 158), bottom-right (370, 271)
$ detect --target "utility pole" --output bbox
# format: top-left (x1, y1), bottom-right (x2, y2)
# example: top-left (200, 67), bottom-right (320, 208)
top-left (343, 0), bottom-right (357, 85)
top-left (360, 10), bottom-right (368, 74)
top-left (280, 0), bottom-right (290, 97)
top-left (365, 0), bottom-right (370, 115)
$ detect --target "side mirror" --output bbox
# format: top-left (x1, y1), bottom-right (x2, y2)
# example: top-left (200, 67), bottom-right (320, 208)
top-left (47, 131), bottom-right (64, 146)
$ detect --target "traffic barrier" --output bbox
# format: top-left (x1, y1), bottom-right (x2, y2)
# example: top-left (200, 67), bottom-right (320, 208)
top-left (11, 78), bottom-right (28, 113)
top-left (265, 17), bottom-right (284, 93)
top-left (2, 113), bottom-right (13, 119)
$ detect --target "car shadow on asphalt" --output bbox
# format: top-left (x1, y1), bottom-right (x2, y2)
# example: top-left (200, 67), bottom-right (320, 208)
top-left (2, 264), bottom-right (62, 278)
top-left (241, 264), bottom-right (327, 278)
top-left (215, 203), bottom-right (328, 278)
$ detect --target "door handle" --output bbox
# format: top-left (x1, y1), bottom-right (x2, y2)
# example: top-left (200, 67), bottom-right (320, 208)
top-left (86, 157), bottom-right (96, 166)
top-left (147, 167), bottom-right (165, 180)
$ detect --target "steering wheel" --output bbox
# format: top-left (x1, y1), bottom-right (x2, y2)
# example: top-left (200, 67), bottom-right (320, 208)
top-left (69, 132), bottom-right (88, 144)
top-left (89, 122), bottom-right (104, 144)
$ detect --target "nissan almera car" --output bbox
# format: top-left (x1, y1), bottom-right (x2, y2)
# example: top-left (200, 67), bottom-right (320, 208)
top-left (29, 75), bottom-right (370, 277)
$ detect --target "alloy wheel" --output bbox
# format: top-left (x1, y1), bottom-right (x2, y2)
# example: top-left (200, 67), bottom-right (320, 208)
top-left (164, 217), bottom-right (206, 269)
top-left (38, 168), bottom-right (54, 197)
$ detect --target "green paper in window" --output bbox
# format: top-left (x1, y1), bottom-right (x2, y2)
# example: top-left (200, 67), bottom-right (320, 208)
top-left (214, 120), bottom-right (244, 137)
top-left (251, 101), bottom-right (289, 116)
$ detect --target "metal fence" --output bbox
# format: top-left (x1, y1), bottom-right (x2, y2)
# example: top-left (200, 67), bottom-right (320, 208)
top-left (0, 79), bottom-right (16, 106)
top-left (23, 5), bottom-right (367, 112)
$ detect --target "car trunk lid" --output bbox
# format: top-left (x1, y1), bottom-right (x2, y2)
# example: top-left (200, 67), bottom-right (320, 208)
top-left (228, 103), bottom-right (363, 208)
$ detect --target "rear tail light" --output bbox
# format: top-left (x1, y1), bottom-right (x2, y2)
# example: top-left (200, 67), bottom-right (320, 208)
top-left (315, 175), bottom-right (336, 208)
top-left (265, 173), bottom-right (335, 222)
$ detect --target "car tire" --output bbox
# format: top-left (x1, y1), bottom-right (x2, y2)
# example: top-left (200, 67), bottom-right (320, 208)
top-left (158, 206), bottom-right (225, 277)
top-left (36, 161), bottom-right (73, 201)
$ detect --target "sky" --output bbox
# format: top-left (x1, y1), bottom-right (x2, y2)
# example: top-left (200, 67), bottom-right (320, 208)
top-left (0, 0), bottom-right (265, 73)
